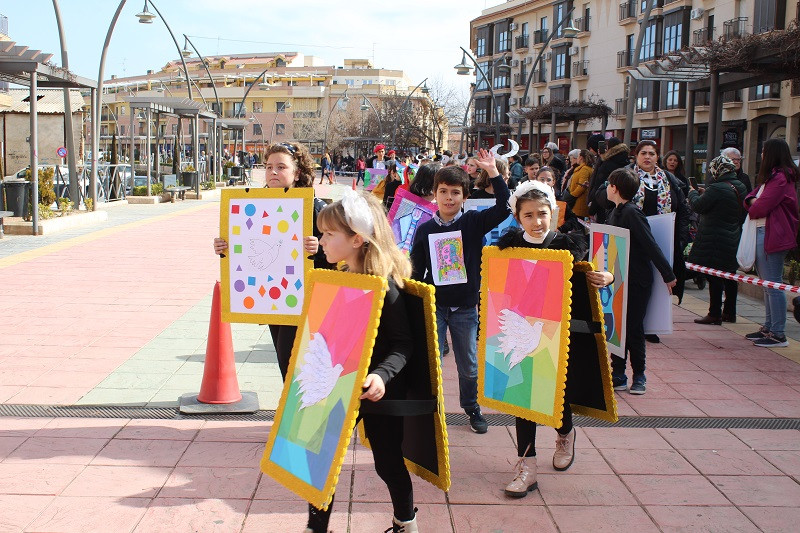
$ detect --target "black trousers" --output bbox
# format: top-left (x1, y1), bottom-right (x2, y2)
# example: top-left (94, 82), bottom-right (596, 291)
top-left (268, 324), bottom-right (297, 381)
top-left (515, 402), bottom-right (573, 457)
top-left (307, 414), bottom-right (414, 531)
top-left (612, 281), bottom-right (652, 377)
top-left (707, 274), bottom-right (738, 317)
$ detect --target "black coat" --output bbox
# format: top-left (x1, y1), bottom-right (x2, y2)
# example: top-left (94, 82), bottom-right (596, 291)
top-left (687, 171), bottom-right (747, 272)
top-left (588, 143), bottom-right (631, 222)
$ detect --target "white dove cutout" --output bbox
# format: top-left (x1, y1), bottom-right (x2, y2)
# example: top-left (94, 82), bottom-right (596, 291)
top-left (296, 332), bottom-right (344, 409)
top-left (497, 308), bottom-right (544, 369)
top-left (248, 239), bottom-right (282, 270)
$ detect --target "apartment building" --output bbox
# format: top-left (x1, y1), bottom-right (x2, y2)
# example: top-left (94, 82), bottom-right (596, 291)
top-left (470, 0), bottom-right (799, 177)
top-left (95, 53), bottom-right (425, 158)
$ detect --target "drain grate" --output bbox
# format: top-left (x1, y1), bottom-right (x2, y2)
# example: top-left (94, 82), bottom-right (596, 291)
top-left (1, 404), bottom-right (799, 430)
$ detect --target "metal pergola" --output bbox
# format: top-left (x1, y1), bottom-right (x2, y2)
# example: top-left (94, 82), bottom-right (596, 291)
top-left (0, 39), bottom-right (97, 235)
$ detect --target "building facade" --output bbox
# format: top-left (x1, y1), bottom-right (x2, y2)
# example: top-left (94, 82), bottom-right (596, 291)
top-left (470, 0), bottom-right (800, 177)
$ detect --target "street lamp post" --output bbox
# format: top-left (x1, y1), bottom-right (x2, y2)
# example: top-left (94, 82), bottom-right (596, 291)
top-left (268, 101), bottom-right (292, 144)
top-left (182, 34), bottom-right (221, 113)
top-left (516, 9), bottom-right (579, 147)
top-left (322, 91), bottom-right (350, 157)
top-left (455, 50), bottom-right (510, 153)
top-left (390, 78), bottom-right (429, 149)
top-left (360, 96), bottom-right (383, 141)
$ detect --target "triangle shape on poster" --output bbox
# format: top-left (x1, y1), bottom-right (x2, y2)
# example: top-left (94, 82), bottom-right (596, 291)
top-left (277, 206), bottom-right (283, 212)
top-left (272, 304), bottom-right (278, 310)
top-left (292, 234), bottom-right (299, 241)
top-left (263, 211), bottom-right (269, 218)
top-left (236, 265), bottom-right (243, 271)
top-left (268, 275), bottom-right (274, 282)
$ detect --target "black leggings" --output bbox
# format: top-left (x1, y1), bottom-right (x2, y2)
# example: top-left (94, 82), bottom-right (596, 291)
top-left (268, 324), bottom-right (297, 380)
top-left (514, 402), bottom-right (573, 458)
top-left (307, 414), bottom-right (414, 532)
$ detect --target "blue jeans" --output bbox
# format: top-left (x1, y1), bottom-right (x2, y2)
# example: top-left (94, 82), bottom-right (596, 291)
top-left (755, 226), bottom-right (788, 337)
top-left (436, 304), bottom-right (479, 411)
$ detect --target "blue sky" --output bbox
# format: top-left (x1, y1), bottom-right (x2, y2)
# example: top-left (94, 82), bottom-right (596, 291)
top-left (2, 0), bottom-right (490, 95)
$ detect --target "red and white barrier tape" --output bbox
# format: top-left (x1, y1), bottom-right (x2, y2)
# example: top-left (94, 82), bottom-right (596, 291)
top-left (686, 262), bottom-right (800, 294)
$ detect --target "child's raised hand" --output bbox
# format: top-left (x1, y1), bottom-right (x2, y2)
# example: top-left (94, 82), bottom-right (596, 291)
top-left (475, 148), bottom-right (499, 177)
top-left (213, 238), bottom-right (228, 255)
top-left (303, 236), bottom-right (319, 255)
top-left (586, 270), bottom-right (614, 288)
top-left (359, 373), bottom-right (385, 402)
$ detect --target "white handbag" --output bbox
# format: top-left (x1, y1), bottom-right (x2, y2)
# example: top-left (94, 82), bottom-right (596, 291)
top-left (736, 214), bottom-right (757, 271)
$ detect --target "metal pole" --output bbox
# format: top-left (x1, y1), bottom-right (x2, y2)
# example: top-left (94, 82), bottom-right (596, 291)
top-left (90, 87), bottom-right (97, 207)
top-left (193, 117), bottom-right (200, 196)
top-left (391, 77), bottom-right (428, 147)
top-left (30, 70), bottom-right (39, 235)
top-left (51, 0), bottom-right (80, 207)
top-left (550, 109), bottom-right (557, 142)
top-left (459, 84), bottom-right (477, 155)
top-left (460, 48), bottom-right (503, 147)
top-left (94, 1), bottom-right (127, 211)
top-left (685, 89), bottom-right (695, 177)
top-left (322, 95), bottom-right (346, 158)
top-left (146, 106), bottom-right (152, 195)
top-left (623, 0), bottom-right (656, 145)
top-left (517, 7), bottom-right (576, 142)
top-left (362, 95), bottom-right (383, 140)
top-left (183, 34), bottom-right (221, 112)
top-left (129, 104), bottom-right (134, 178)
top-left (236, 66), bottom-right (272, 118)
top-left (145, 1), bottom-right (192, 100)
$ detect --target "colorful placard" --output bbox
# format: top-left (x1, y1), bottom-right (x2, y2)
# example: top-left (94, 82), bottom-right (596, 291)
top-left (387, 188), bottom-right (438, 257)
top-left (428, 230), bottom-right (468, 286)
top-left (590, 224), bottom-right (630, 358)
top-left (261, 269), bottom-right (387, 511)
top-left (220, 188), bottom-right (314, 325)
top-left (478, 246), bottom-right (573, 427)
top-left (364, 168), bottom-right (388, 191)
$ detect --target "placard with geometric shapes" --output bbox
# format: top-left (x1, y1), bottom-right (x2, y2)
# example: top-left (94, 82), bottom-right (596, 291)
top-left (260, 269), bottom-right (387, 511)
top-left (565, 262), bottom-right (618, 423)
top-left (589, 224), bottom-right (630, 358)
top-left (357, 279), bottom-right (451, 492)
top-left (478, 246), bottom-right (573, 428)
top-left (463, 199), bottom-right (519, 246)
top-left (387, 188), bottom-right (438, 257)
top-left (220, 187), bottom-right (313, 325)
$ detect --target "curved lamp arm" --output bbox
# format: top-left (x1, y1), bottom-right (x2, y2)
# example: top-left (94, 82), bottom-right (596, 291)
top-left (184, 34), bottom-right (221, 113)
top-left (235, 65), bottom-right (272, 118)
top-left (322, 93), bottom-right (349, 156)
top-left (145, 0), bottom-right (192, 101)
top-left (390, 77), bottom-right (428, 148)
top-left (361, 95), bottom-right (383, 140)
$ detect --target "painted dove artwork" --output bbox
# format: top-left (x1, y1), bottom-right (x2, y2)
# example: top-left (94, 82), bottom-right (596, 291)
top-left (497, 308), bottom-right (544, 369)
top-left (248, 239), bottom-right (283, 271)
top-left (296, 332), bottom-right (344, 409)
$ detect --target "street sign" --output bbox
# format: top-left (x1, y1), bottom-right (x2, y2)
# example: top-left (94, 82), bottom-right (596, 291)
top-left (56, 146), bottom-right (68, 158)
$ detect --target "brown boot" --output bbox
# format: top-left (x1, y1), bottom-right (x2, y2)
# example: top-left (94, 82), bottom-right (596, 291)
top-left (694, 314), bottom-right (722, 325)
top-left (553, 428), bottom-right (576, 471)
top-left (504, 456), bottom-right (538, 497)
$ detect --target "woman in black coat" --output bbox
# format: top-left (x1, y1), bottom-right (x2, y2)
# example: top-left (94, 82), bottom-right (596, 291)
top-left (688, 155), bottom-right (748, 324)
top-left (588, 139), bottom-right (630, 223)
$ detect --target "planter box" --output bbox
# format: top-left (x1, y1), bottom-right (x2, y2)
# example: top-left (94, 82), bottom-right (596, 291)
top-left (3, 209), bottom-right (108, 236)
top-left (181, 171), bottom-right (198, 188)
top-left (127, 195), bottom-right (166, 204)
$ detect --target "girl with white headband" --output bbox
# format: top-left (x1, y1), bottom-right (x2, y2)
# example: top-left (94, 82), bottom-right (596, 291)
top-left (307, 190), bottom-right (420, 532)
top-left (497, 180), bottom-right (614, 499)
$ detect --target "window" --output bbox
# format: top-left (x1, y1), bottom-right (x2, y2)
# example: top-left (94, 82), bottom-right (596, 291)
top-left (275, 123), bottom-right (285, 135)
top-left (476, 26), bottom-right (491, 56)
top-left (639, 18), bottom-right (662, 61)
top-left (553, 48), bottom-right (568, 80)
top-left (751, 83), bottom-right (781, 99)
top-left (253, 123), bottom-right (262, 136)
top-left (233, 102), bottom-right (245, 116)
top-left (276, 101), bottom-right (288, 112)
top-left (119, 125), bottom-right (126, 136)
top-left (493, 67), bottom-right (510, 89)
top-left (476, 36), bottom-right (486, 56)
top-left (275, 58), bottom-right (286, 67)
top-left (538, 95), bottom-right (546, 105)
top-left (635, 80), bottom-right (660, 111)
top-left (662, 9), bottom-right (688, 53)
top-left (211, 102), bottom-right (221, 114)
top-left (753, 0), bottom-right (785, 33)
top-left (496, 21), bottom-right (511, 52)
top-left (172, 124), bottom-right (177, 135)
top-left (662, 81), bottom-right (684, 109)
top-left (550, 85), bottom-right (570, 101)
top-left (476, 61), bottom-right (491, 90)
top-left (252, 101), bottom-right (262, 113)
top-left (475, 98), bottom-right (489, 123)
top-left (541, 16), bottom-right (548, 32)
top-left (521, 22), bottom-right (529, 36)
top-left (553, 2), bottom-right (571, 38)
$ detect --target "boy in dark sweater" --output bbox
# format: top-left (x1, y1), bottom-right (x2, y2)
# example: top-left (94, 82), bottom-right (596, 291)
top-left (606, 168), bottom-right (676, 395)
top-left (410, 149), bottom-right (511, 433)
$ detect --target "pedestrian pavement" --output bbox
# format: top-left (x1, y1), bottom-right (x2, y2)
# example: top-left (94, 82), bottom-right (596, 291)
top-left (0, 186), bottom-right (799, 532)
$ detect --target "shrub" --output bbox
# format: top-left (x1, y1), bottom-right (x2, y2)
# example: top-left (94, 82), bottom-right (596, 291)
top-left (38, 203), bottom-right (56, 220)
top-left (57, 197), bottom-right (74, 215)
top-left (132, 183), bottom-right (163, 196)
top-left (84, 198), bottom-right (93, 211)
top-left (26, 167), bottom-right (56, 206)
top-left (201, 180), bottom-right (216, 190)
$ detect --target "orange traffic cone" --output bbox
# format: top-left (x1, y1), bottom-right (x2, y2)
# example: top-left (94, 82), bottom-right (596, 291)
top-left (352, 177), bottom-right (357, 190)
top-left (197, 282), bottom-right (242, 404)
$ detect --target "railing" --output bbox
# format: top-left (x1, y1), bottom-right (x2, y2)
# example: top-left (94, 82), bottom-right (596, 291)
top-left (614, 98), bottom-right (628, 115)
top-left (515, 35), bottom-right (530, 49)
top-left (722, 90), bottom-right (743, 103)
top-left (513, 73), bottom-right (525, 87)
top-left (572, 60), bottom-right (589, 77)
top-left (723, 17), bottom-right (748, 39)
top-left (532, 68), bottom-right (547, 83)
top-left (574, 16), bottom-right (591, 32)
top-left (619, 2), bottom-right (636, 21)
top-left (617, 50), bottom-right (634, 68)
top-left (693, 27), bottom-right (714, 45)
top-left (533, 28), bottom-right (549, 45)
top-left (664, 0), bottom-right (680, 4)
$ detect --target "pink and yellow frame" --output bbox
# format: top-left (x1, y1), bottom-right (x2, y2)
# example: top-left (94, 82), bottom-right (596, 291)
top-left (478, 246), bottom-right (573, 428)
top-left (260, 269), bottom-right (387, 511)
top-left (219, 187), bottom-right (314, 325)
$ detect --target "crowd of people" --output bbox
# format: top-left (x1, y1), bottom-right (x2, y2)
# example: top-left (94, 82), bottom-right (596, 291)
top-left (213, 134), bottom-right (798, 532)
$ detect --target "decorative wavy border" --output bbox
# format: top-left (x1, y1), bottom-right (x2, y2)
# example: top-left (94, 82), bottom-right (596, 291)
top-left (477, 246), bottom-right (573, 429)
top-left (260, 269), bottom-right (387, 511)
top-left (220, 187), bottom-right (314, 325)
top-left (570, 262), bottom-right (619, 423)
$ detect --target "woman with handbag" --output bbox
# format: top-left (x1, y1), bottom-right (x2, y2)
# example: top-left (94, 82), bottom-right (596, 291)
top-left (688, 155), bottom-right (747, 325)
top-left (743, 139), bottom-right (800, 347)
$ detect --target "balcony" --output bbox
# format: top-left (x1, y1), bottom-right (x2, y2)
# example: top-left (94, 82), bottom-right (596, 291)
top-left (723, 17), bottom-right (748, 39)
top-left (617, 50), bottom-right (634, 68)
top-left (515, 35), bottom-right (530, 49)
top-left (533, 29), bottom-right (549, 45)
top-left (614, 98), bottom-right (628, 115)
top-left (574, 16), bottom-right (591, 33)
top-left (572, 60), bottom-right (589, 77)
top-left (532, 69), bottom-right (547, 84)
top-left (619, 2), bottom-right (636, 22)
top-left (693, 27), bottom-right (714, 45)
top-left (664, 0), bottom-right (681, 4)
top-left (513, 73), bottom-right (526, 87)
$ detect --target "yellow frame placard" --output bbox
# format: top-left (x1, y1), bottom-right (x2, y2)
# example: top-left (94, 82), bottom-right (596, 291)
top-left (220, 187), bottom-right (314, 325)
top-left (478, 246), bottom-right (573, 428)
top-left (358, 279), bottom-right (451, 492)
top-left (261, 269), bottom-right (387, 511)
top-left (570, 262), bottom-right (618, 423)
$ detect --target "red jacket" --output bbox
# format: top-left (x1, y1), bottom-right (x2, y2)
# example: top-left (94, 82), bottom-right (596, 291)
top-left (745, 169), bottom-right (799, 253)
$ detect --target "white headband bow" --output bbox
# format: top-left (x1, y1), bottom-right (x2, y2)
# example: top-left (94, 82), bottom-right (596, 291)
top-left (509, 179), bottom-right (557, 214)
top-left (341, 189), bottom-right (374, 242)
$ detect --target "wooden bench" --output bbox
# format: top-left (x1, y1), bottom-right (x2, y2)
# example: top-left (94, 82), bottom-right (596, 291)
top-left (164, 186), bottom-right (191, 202)
top-left (0, 210), bottom-right (12, 238)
